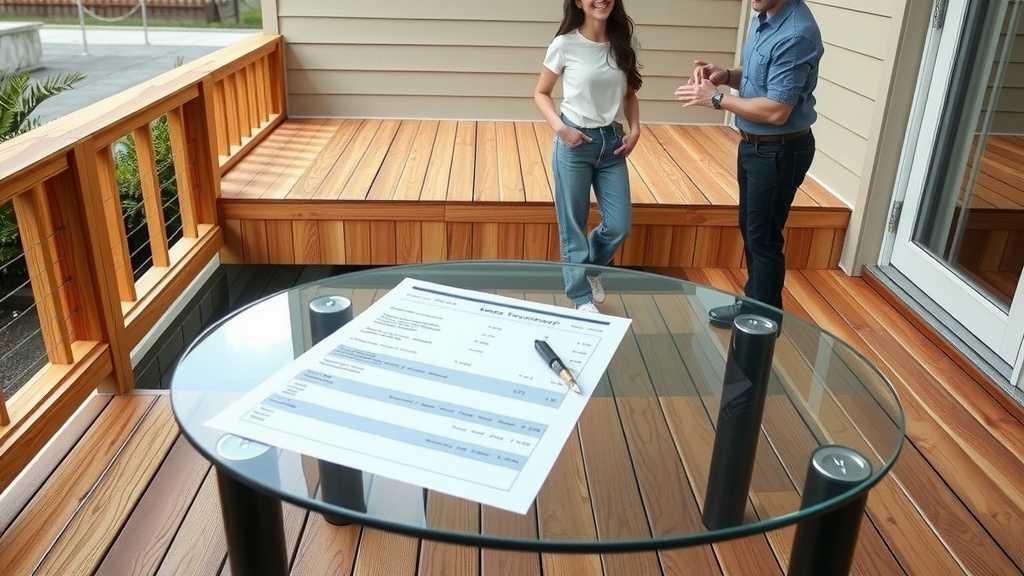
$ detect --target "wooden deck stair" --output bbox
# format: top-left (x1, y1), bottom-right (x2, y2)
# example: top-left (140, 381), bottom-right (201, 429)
top-left (2, 266), bottom-right (1023, 575)
top-left (217, 120), bottom-right (851, 269)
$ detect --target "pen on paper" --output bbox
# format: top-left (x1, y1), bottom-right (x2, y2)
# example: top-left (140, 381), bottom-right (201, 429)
top-left (534, 339), bottom-right (581, 394)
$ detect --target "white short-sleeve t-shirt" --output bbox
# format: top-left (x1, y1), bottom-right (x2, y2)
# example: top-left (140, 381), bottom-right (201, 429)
top-left (543, 29), bottom-right (628, 128)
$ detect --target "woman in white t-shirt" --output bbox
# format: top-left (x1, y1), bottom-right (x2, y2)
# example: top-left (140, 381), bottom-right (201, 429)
top-left (535, 0), bottom-right (642, 314)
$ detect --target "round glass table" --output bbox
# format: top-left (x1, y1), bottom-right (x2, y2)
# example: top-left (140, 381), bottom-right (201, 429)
top-left (170, 261), bottom-right (904, 575)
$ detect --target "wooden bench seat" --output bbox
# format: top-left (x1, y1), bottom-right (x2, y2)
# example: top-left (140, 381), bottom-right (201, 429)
top-left (218, 120), bottom-right (851, 270)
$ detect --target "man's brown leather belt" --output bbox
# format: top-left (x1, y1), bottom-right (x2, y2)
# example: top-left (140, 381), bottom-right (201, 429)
top-left (738, 128), bottom-right (810, 144)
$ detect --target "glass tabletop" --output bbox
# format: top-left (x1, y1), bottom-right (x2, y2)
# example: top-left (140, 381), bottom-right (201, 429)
top-left (169, 260), bottom-right (905, 552)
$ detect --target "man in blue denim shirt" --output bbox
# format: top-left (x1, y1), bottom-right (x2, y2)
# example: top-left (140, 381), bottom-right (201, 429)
top-left (675, 0), bottom-right (823, 328)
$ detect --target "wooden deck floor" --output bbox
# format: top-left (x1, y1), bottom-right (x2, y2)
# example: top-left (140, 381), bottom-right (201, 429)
top-left (2, 265), bottom-right (1022, 575)
top-left (217, 120), bottom-right (851, 269)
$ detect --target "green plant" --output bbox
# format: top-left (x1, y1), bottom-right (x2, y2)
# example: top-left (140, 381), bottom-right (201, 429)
top-left (0, 69), bottom-right (85, 142)
top-left (114, 115), bottom-right (181, 241)
top-left (1, 69), bottom-right (85, 282)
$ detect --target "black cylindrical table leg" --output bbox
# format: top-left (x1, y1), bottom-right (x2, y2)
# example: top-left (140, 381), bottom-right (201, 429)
top-left (702, 314), bottom-right (778, 530)
top-left (309, 295), bottom-right (365, 524)
top-left (787, 445), bottom-right (873, 576)
top-left (216, 470), bottom-right (288, 576)
top-left (319, 459), bottom-right (366, 524)
top-left (309, 295), bottom-right (354, 343)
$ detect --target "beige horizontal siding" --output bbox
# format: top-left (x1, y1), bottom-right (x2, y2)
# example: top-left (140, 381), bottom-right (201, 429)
top-left (992, 17), bottom-right (1024, 133)
top-left (806, 1), bottom-right (895, 208)
top-left (275, 0), bottom-right (744, 123)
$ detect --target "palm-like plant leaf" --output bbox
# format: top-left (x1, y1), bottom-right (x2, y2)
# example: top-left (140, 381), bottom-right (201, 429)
top-left (0, 69), bottom-right (85, 142)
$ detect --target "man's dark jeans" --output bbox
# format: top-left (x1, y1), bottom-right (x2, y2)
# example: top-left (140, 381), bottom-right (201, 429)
top-left (736, 131), bottom-right (816, 310)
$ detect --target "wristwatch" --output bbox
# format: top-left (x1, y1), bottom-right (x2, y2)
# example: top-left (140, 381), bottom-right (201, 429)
top-left (711, 91), bottom-right (724, 110)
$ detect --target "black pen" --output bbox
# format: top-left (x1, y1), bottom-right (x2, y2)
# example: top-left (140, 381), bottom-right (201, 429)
top-left (534, 339), bottom-right (581, 394)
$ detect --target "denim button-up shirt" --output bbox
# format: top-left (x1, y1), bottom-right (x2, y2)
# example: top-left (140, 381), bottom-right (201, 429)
top-left (736, 0), bottom-right (824, 136)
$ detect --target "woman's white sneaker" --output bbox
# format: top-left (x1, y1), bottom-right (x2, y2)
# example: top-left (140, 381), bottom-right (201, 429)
top-left (576, 301), bottom-right (600, 314)
top-left (587, 276), bottom-right (606, 303)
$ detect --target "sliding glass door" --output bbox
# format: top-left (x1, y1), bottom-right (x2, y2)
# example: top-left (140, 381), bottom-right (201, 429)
top-left (887, 0), bottom-right (1024, 383)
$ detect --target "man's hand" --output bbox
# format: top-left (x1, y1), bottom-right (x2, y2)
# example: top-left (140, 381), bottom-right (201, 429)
top-left (690, 60), bottom-right (729, 86)
top-left (675, 79), bottom-right (718, 108)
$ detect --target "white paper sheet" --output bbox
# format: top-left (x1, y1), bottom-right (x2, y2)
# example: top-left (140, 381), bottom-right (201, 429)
top-left (205, 277), bottom-right (632, 514)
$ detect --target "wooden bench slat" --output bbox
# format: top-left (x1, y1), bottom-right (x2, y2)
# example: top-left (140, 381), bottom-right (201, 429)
top-left (289, 118), bottom-right (363, 200)
top-left (218, 120), bottom-right (851, 269)
top-left (259, 119), bottom-right (338, 200)
top-left (648, 124), bottom-right (738, 205)
top-left (368, 120), bottom-right (420, 201)
top-left (395, 120), bottom-right (441, 202)
top-left (342, 120), bottom-right (401, 201)
top-left (496, 122), bottom-right (526, 202)
top-left (515, 121), bottom-right (552, 203)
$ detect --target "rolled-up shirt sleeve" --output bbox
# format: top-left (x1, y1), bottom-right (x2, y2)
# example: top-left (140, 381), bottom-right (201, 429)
top-left (766, 36), bottom-right (816, 106)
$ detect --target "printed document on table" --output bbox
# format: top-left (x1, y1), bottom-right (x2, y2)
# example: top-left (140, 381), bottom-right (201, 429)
top-left (205, 277), bottom-right (632, 514)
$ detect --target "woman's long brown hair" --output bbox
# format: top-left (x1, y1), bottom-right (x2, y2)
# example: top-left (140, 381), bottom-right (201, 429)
top-left (555, 0), bottom-right (642, 92)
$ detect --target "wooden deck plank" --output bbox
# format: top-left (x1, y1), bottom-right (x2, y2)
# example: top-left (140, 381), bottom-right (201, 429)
top-left (289, 514), bottom-right (361, 575)
top-left (352, 528), bottom-right (420, 576)
top-left (220, 120), bottom-right (312, 199)
top-left (156, 469), bottom-right (228, 575)
top-left (612, 293), bottom-right (725, 575)
top-left (0, 394), bottom-right (158, 575)
top-left (419, 494), bottom-right (480, 576)
top-left (37, 396), bottom-right (179, 575)
top-left (96, 434), bottom-right (210, 576)
top-left (629, 125), bottom-right (705, 205)
top-left (0, 393), bottom-right (111, 535)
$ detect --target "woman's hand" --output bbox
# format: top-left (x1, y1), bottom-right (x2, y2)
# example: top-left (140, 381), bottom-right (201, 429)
top-left (557, 124), bottom-right (593, 148)
top-left (615, 129), bottom-right (639, 156)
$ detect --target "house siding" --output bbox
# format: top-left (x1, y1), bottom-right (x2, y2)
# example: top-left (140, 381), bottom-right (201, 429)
top-left (271, 0), bottom-right (742, 123)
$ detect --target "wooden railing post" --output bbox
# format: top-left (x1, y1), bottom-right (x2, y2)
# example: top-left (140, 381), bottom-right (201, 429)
top-left (94, 145), bottom-right (138, 304)
top-left (132, 124), bottom-right (171, 267)
top-left (191, 77), bottom-right (225, 225)
top-left (12, 184), bottom-right (75, 366)
top-left (69, 142), bottom-right (134, 393)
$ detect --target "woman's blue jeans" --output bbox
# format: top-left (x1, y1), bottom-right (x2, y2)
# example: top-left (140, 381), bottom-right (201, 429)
top-left (552, 115), bottom-right (632, 306)
top-left (737, 130), bottom-right (816, 310)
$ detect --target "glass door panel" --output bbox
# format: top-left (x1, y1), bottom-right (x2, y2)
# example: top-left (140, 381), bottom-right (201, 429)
top-left (889, 0), bottom-right (1024, 375)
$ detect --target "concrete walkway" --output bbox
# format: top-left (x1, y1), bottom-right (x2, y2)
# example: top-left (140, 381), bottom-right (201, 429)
top-left (28, 25), bottom-right (259, 122)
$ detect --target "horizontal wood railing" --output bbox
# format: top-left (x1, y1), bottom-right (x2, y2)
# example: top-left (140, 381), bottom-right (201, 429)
top-left (0, 34), bottom-right (285, 490)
